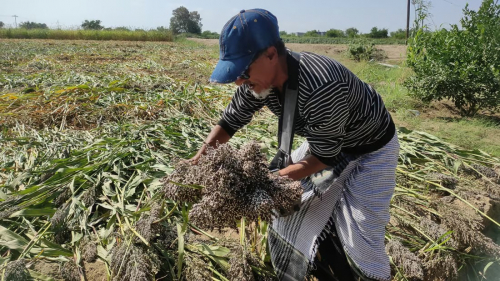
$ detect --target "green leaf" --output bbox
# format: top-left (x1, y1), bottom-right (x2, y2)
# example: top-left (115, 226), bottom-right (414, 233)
top-left (194, 244), bottom-right (230, 258)
top-left (168, 180), bottom-right (204, 190)
top-left (28, 270), bottom-right (56, 281)
top-left (0, 226), bottom-right (29, 251)
top-left (9, 208), bottom-right (56, 218)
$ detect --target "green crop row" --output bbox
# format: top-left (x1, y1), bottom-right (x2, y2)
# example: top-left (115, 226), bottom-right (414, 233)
top-left (0, 28), bottom-right (174, 41)
top-left (281, 36), bottom-right (406, 45)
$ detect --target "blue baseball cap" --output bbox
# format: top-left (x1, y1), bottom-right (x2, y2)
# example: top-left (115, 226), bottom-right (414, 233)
top-left (210, 9), bottom-right (280, 83)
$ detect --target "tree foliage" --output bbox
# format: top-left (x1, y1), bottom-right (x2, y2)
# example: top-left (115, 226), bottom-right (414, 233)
top-left (345, 27), bottom-right (359, 38)
top-left (390, 28), bottom-right (407, 39)
top-left (368, 27), bottom-right (388, 38)
top-left (169, 6), bottom-right (202, 34)
top-left (405, 0), bottom-right (500, 116)
top-left (326, 29), bottom-right (345, 38)
top-left (156, 26), bottom-right (169, 32)
top-left (114, 26), bottom-right (130, 31)
top-left (201, 30), bottom-right (219, 39)
top-left (304, 30), bottom-right (320, 37)
top-left (0, 21), bottom-right (4, 29)
top-left (19, 21), bottom-right (48, 29)
top-left (81, 20), bottom-right (104, 30)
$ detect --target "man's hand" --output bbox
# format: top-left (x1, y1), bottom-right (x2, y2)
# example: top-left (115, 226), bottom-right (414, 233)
top-left (277, 154), bottom-right (328, 181)
top-left (188, 125), bottom-right (231, 165)
top-left (181, 156), bottom-right (200, 165)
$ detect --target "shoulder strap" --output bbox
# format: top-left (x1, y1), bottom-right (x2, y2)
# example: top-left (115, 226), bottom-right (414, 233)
top-left (269, 51), bottom-right (301, 171)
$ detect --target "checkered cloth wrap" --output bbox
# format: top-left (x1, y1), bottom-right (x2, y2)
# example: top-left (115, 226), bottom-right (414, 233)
top-left (268, 132), bottom-right (399, 281)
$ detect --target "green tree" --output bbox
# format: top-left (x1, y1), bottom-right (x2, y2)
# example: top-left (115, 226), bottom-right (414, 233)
top-left (201, 30), bottom-right (219, 39)
top-left (345, 27), bottom-right (359, 38)
top-left (0, 21), bottom-right (4, 28)
top-left (390, 28), bottom-right (407, 39)
top-left (368, 27), bottom-right (388, 38)
top-left (169, 6), bottom-right (203, 34)
top-left (19, 21), bottom-right (48, 29)
top-left (279, 31), bottom-right (288, 37)
top-left (326, 29), bottom-right (345, 37)
top-left (114, 26), bottom-right (130, 31)
top-left (156, 26), bottom-right (169, 32)
top-left (81, 20), bottom-right (104, 30)
top-left (304, 30), bottom-right (320, 37)
top-left (405, 0), bottom-right (500, 116)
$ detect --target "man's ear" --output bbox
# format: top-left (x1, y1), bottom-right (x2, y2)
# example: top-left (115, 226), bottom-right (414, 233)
top-left (266, 46), bottom-right (278, 63)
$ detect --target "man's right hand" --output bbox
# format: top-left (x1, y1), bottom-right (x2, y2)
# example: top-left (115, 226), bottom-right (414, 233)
top-left (188, 125), bottom-right (232, 165)
top-left (185, 156), bottom-right (201, 165)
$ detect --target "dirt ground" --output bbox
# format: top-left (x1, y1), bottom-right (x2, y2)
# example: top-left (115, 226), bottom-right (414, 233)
top-left (31, 260), bottom-right (108, 281)
top-left (188, 38), bottom-right (407, 63)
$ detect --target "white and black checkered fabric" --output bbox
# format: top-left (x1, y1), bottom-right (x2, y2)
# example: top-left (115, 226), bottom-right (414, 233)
top-left (269, 133), bottom-right (399, 281)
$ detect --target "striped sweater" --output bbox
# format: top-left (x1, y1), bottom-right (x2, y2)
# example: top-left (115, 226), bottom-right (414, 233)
top-left (218, 51), bottom-right (395, 166)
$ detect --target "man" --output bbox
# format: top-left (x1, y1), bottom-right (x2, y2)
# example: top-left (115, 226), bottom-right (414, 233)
top-left (191, 8), bottom-right (399, 281)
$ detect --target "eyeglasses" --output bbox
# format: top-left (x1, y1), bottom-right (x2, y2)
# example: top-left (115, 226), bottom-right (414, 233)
top-left (237, 49), bottom-right (266, 80)
top-left (238, 68), bottom-right (250, 80)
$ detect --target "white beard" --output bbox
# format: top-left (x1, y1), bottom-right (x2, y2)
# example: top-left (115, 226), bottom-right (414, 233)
top-left (251, 87), bottom-right (274, 100)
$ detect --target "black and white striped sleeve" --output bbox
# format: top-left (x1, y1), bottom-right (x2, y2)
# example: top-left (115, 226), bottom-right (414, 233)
top-left (303, 81), bottom-right (349, 166)
top-left (217, 85), bottom-right (265, 136)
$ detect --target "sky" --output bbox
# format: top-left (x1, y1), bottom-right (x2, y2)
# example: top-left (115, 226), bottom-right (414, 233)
top-left (0, 0), bottom-right (484, 33)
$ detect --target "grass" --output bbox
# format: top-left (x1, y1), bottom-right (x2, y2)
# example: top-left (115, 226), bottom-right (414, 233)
top-left (398, 114), bottom-right (500, 157)
top-left (0, 39), bottom-right (499, 281)
top-left (0, 28), bottom-right (174, 41)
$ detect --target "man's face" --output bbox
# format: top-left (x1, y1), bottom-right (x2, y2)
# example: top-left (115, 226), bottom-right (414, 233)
top-left (235, 47), bottom-right (277, 99)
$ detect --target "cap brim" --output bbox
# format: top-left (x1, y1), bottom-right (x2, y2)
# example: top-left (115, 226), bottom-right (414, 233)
top-left (209, 52), bottom-right (254, 83)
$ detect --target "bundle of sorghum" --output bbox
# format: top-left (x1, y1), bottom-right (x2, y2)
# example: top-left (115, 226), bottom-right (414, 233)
top-left (60, 260), bottom-right (80, 281)
top-left (79, 237), bottom-right (98, 263)
top-left (109, 238), bottom-right (161, 281)
top-left (108, 203), bottom-right (176, 281)
top-left (3, 260), bottom-right (29, 281)
top-left (162, 142), bottom-right (303, 229)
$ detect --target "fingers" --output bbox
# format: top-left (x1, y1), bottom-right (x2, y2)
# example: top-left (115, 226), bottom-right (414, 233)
top-left (181, 158), bottom-right (199, 165)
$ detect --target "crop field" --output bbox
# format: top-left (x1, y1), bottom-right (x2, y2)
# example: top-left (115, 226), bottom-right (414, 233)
top-left (0, 29), bottom-right (173, 42)
top-left (0, 38), bottom-right (499, 281)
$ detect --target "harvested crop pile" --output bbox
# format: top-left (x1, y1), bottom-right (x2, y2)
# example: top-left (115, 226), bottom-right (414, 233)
top-left (162, 142), bottom-right (303, 229)
top-left (388, 129), bottom-right (500, 280)
top-left (3, 260), bottom-right (29, 281)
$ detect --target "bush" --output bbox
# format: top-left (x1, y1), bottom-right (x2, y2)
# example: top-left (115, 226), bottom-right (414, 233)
top-left (345, 27), bottom-right (359, 38)
top-left (326, 29), bottom-right (345, 38)
top-left (201, 30), bottom-right (219, 39)
top-left (405, 0), bottom-right (500, 116)
top-left (347, 41), bottom-right (386, 61)
top-left (390, 28), bottom-right (407, 39)
top-left (304, 30), bottom-right (321, 37)
top-left (347, 41), bottom-right (374, 61)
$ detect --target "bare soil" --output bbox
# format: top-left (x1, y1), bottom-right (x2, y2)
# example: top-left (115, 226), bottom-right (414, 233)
top-left (31, 260), bottom-right (108, 281)
top-left (188, 38), bottom-right (407, 63)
